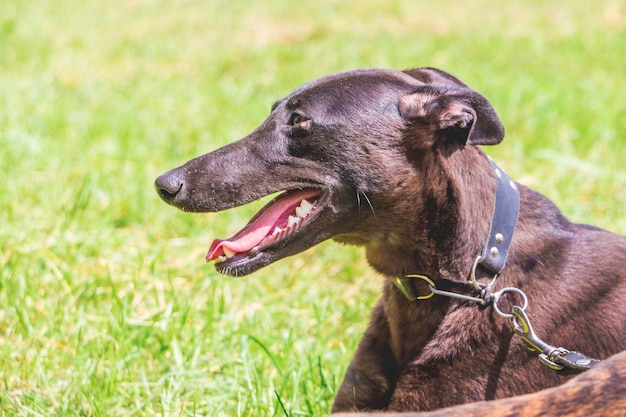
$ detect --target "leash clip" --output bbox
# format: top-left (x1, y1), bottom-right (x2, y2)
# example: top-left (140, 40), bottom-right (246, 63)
top-left (509, 305), bottom-right (567, 371)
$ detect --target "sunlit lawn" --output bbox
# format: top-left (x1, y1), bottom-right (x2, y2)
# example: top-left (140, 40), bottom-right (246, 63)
top-left (1, 0), bottom-right (624, 415)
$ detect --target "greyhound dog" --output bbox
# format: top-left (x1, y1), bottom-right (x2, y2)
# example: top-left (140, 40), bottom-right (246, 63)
top-left (154, 67), bottom-right (626, 413)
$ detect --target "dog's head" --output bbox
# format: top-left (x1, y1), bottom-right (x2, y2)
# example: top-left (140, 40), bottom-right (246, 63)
top-left (155, 67), bottom-right (504, 276)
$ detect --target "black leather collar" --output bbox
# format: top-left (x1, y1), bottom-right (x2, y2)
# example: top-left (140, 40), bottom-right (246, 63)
top-left (394, 157), bottom-right (520, 301)
top-left (478, 157), bottom-right (521, 275)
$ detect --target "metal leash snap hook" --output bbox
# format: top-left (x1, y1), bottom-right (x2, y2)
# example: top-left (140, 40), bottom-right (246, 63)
top-left (509, 305), bottom-right (566, 371)
top-left (509, 306), bottom-right (544, 351)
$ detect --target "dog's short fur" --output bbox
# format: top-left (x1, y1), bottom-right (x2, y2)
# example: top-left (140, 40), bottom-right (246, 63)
top-left (333, 350), bottom-right (626, 417)
top-left (155, 67), bottom-right (626, 413)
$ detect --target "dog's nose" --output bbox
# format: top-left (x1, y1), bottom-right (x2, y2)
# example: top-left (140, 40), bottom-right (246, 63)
top-left (155, 172), bottom-right (183, 203)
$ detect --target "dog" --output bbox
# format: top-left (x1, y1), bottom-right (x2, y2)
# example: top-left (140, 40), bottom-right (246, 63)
top-left (154, 67), bottom-right (626, 413)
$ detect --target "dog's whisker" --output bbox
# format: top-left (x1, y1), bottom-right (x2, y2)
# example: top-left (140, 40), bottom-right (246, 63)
top-left (359, 190), bottom-right (376, 218)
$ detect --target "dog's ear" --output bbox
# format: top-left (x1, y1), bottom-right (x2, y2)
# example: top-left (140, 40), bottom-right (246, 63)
top-left (403, 67), bottom-right (469, 88)
top-left (398, 86), bottom-right (504, 146)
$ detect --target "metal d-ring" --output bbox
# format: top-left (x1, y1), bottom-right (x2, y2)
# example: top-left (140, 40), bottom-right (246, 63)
top-left (469, 255), bottom-right (484, 290)
top-left (470, 254), bottom-right (501, 293)
top-left (492, 287), bottom-right (529, 319)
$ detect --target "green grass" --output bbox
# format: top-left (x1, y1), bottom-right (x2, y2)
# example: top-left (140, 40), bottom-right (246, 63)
top-left (1, 0), bottom-right (624, 415)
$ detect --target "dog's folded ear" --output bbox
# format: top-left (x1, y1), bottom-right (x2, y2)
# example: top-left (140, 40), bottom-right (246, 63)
top-left (398, 86), bottom-right (505, 146)
top-left (403, 67), bottom-right (470, 89)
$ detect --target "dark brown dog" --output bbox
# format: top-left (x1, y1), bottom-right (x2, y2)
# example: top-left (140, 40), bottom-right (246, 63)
top-left (155, 67), bottom-right (626, 413)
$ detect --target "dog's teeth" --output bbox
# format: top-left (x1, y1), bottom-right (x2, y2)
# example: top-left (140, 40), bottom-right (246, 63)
top-left (287, 215), bottom-right (299, 227)
top-left (223, 247), bottom-right (236, 259)
top-left (303, 198), bottom-right (316, 210)
top-left (295, 199), bottom-right (315, 218)
top-left (272, 226), bottom-right (284, 236)
top-left (301, 199), bottom-right (315, 215)
top-left (217, 255), bottom-right (227, 263)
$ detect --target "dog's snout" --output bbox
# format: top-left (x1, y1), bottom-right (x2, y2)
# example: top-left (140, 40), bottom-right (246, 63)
top-left (155, 172), bottom-right (183, 203)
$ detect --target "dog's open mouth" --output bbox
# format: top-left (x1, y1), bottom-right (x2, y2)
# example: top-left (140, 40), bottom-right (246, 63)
top-left (206, 188), bottom-right (323, 267)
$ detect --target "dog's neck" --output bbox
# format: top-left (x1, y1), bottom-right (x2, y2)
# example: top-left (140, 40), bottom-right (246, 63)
top-left (366, 148), bottom-right (520, 285)
top-left (393, 157), bottom-right (520, 300)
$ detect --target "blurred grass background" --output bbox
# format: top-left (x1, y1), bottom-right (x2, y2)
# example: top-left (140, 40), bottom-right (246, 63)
top-left (0, 0), bottom-right (624, 415)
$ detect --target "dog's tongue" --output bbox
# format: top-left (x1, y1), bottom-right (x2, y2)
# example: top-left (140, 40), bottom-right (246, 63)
top-left (206, 189), bottom-right (320, 262)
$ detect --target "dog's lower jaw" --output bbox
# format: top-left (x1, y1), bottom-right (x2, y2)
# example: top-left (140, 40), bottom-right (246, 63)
top-left (214, 251), bottom-right (268, 276)
top-left (332, 235), bottom-right (370, 246)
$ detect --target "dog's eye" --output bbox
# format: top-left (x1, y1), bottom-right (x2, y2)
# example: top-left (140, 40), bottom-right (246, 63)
top-left (288, 113), bottom-right (310, 127)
